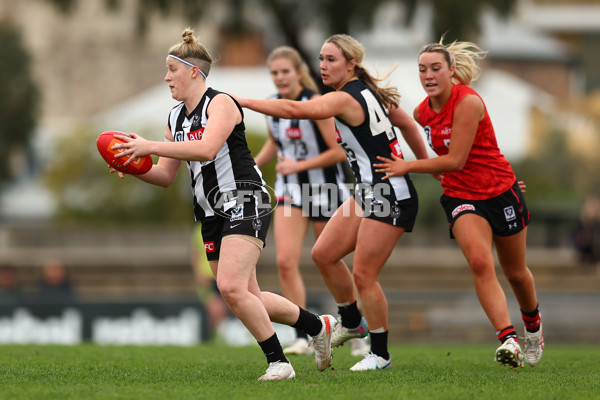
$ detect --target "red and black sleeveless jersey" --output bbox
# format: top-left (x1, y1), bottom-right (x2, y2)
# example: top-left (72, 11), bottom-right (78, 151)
top-left (417, 84), bottom-right (515, 200)
top-left (168, 87), bottom-right (266, 220)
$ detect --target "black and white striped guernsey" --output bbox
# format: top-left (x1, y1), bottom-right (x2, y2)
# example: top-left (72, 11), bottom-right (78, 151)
top-left (167, 87), bottom-right (266, 220)
top-left (334, 79), bottom-right (413, 202)
top-left (266, 88), bottom-right (346, 206)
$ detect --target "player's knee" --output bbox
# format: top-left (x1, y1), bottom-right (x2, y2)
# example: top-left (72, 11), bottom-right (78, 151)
top-left (216, 281), bottom-right (242, 306)
top-left (467, 253), bottom-right (494, 277)
top-left (311, 245), bottom-right (328, 268)
top-left (352, 267), bottom-right (375, 292)
top-left (503, 266), bottom-right (530, 285)
top-left (276, 255), bottom-right (299, 275)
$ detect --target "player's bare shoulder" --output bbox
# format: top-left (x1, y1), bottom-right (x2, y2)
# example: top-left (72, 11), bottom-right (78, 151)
top-left (208, 92), bottom-right (242, 124)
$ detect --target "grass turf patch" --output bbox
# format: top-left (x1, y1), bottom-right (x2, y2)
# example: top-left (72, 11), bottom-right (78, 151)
top-left (0, 343), bottom-right (597, 399)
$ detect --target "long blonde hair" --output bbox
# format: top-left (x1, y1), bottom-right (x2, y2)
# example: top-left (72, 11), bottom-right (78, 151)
top-left (168, 28), bottom-right (213, 78)
top-left (419, 37), bottom-right (487, 86)
top-left (325, 34), bottom-right (400, 109)
top-left (267, 46), bottom-right (319, 93)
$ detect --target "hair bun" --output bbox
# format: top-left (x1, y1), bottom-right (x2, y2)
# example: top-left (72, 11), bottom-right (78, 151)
top-left (182, 28), bottom-right (196, 44)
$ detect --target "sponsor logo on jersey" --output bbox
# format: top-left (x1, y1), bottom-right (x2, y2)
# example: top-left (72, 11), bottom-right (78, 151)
top-left (204, 241), bottom-right (215, 253)
top-left (441, 126), bottom-right (452, 135)
top-left (504, 206), bottom-right (516, 221)
top-left (335, 128), bottom-right (342, 143)
top-left (187, 127), bottom-right (205, 141)
top-left (286, 127), bottom-right (302, 139)
top-left (452, 204), bottom-right (475, 218)
top-left (389, 139), bottom-right (403, 157)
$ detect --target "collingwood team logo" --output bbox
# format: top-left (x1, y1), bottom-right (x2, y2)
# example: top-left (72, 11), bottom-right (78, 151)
top-left (191, 114), bottom-right (200, 128)
top-left (391, 204), bottom-right (401, 219)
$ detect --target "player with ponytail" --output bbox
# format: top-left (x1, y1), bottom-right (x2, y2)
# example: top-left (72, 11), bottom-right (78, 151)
top-left (375, 37), bottom-right (544, 368)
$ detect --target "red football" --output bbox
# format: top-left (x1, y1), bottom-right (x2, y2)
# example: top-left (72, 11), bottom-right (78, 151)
top-left (96, 131), bottom-right (153, 175)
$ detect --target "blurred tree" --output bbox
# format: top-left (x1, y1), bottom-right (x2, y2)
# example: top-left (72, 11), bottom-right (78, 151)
top-left (263, 0), bottom-right (388, 89)
top-left (514, 121), bottom-right (600, 204)
top-left (512, 127), bottom-right (583, 246)
top-left (262, 0), bottom-right (517, 88)
top-left (423, 0), bottom-right (517, 43)
top-left (133, 0), bottom-right (211, 36)
top-left (514, 128), bottom-right (580, 205)
top-left (0, 20), bottom-right (39, 185)
top-left (44, 0), bottom-right (76, 14)
top-left (41, 0), bottom-right (517, 90)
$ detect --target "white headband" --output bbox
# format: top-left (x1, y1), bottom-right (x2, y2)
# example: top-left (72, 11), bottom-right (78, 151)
top-left (167, 55), bottom-right (207, 79)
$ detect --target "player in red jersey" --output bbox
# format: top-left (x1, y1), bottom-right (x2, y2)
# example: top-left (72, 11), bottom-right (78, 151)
top-left (374, 38), bottom-right (543, 368)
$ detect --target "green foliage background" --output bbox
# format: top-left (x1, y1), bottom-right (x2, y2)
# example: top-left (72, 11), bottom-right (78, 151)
top-left (0, 20), bottom-right (39, 184)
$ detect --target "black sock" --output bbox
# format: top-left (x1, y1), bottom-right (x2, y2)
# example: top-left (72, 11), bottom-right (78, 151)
top-left (521, 304), bottom-right (541, 333)
top-left (369, 331), bottom-right (389, 360)
top-left (257, 333), bottom-right (287, 364)
top-left (496, 325), bottom-right (518, 343)
top-left (292, 307), bottom-right (322, 337)
top-left (294, 327), bottom-right (309, 340)
top-left (338, 301), bottom-right (362, 328)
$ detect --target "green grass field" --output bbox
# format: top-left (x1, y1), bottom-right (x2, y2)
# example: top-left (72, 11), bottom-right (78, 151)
top-left (0, 343), bottom-right (598, 400)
